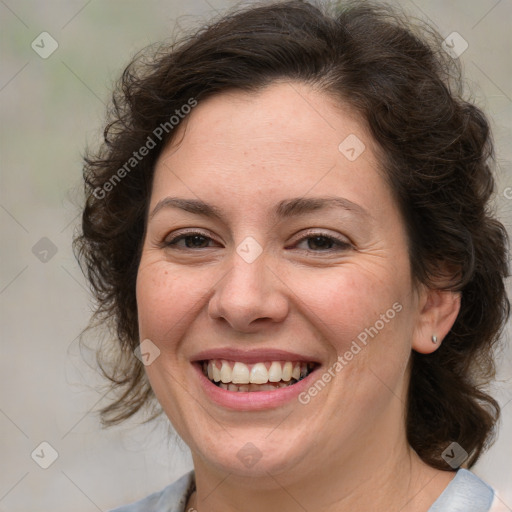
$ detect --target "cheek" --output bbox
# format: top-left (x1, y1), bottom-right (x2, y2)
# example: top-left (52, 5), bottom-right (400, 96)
top-left (135, 260), bottom-right (206, 342)
top-left (296, 268), bottom-right (413, 407)
top-left (291, 265), bottom-right (407, 345)
top-left (291, 263), bottom-right (415, 399)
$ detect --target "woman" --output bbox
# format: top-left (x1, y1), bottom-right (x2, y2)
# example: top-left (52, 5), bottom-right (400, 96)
top-left (74, 1), bottom-right (510, 510)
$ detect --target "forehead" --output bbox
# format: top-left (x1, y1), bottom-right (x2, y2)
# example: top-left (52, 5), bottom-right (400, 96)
top-left (159, 82), bottom-right (370, 159)
top-left (152, 81), bottom-right (386, 214)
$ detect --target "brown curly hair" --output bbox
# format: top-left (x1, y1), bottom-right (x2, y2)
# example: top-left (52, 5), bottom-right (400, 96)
top-left (74, 0), bottom-right (510, 470)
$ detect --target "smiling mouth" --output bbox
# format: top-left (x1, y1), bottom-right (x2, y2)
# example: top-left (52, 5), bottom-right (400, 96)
top-left (201, 359), bottom-right (317, 392)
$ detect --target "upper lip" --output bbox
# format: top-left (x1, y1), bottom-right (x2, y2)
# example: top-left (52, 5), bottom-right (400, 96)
top-left (191, 348), bottom-right (321, 365)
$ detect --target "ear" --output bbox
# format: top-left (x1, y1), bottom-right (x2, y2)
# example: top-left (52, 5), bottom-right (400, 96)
top-left (412, 286), bottom-right (461, 354)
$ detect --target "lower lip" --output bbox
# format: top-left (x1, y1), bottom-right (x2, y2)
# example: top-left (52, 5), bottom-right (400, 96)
top-left (192, 363), bottom-right (320, 411)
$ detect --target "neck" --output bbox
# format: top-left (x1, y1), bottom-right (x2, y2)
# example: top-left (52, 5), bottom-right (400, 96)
top-left (187, 431), bottom-right (455, 512)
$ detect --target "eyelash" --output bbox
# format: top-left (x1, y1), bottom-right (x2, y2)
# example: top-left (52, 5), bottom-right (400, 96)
top-left (162, 230), bottom-right (352, 253)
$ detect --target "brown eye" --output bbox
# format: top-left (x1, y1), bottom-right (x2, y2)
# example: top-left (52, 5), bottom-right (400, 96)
top-left (164, 232), bottom-right (218, 249)
top-left (305, 236), bottom-right (335, 250)
top-left (294, 232), bottom-right (352, 252)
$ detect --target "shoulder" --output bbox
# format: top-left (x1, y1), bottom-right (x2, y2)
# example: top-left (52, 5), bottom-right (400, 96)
top-left (429, 469), bottom-right (495, 512)
top-left (107, 471), bottom-right (195, 512)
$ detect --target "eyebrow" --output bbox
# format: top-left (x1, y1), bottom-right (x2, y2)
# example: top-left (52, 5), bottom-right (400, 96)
top-left (149, 196), bottom-right (370, 221)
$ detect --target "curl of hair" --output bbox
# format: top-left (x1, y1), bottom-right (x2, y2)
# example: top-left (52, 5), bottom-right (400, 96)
top-left (74, 0), bottom-right (510, 469)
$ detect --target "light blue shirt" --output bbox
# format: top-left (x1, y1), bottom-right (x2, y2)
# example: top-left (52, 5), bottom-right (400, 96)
top-left (109, 468), bottom-right (494, 512)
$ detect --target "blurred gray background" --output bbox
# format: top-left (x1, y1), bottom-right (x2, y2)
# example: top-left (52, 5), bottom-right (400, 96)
top-left (1, 0), bottom-right (511, 511)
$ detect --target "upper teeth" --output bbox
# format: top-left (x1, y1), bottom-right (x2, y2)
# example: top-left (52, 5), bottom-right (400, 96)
top-left (205, 360), bottom-right (311, 385)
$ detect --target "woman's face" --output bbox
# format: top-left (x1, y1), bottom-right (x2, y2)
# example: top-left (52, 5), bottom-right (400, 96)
top-left (136, 82), bottom-right (427, 483)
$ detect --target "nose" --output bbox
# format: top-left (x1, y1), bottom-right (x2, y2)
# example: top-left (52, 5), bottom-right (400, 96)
top-left (207, 251), bottom-right (289, 333)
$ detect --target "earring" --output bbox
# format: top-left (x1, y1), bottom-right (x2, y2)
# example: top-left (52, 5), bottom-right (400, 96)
top-left (432, 335), bottom-right (438, 344)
